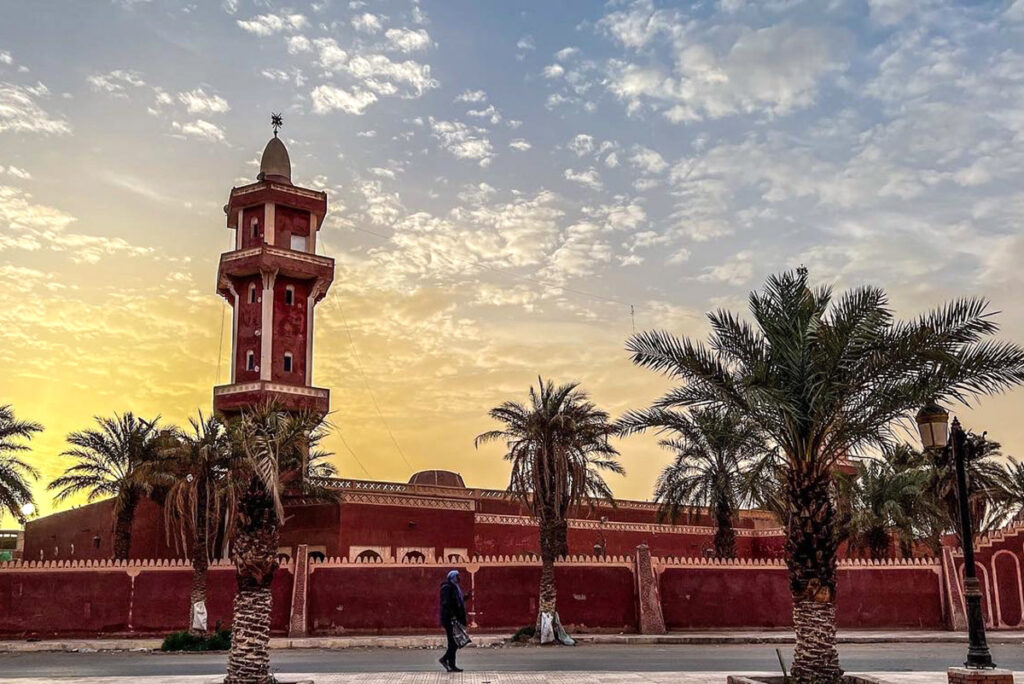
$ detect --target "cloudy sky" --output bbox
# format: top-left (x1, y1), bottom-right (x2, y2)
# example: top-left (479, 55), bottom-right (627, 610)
top-left (3, 0), bottom-right (1024, 524)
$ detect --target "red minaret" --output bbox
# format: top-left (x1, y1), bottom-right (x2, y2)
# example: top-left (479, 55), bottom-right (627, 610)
top-left (213, 120), bottom-right (333, 416)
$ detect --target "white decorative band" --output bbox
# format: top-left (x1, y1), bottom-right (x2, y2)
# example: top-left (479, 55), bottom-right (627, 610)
top-left (214, 382), bottom-right (329, 399)
top-left (473, 513), bottom-right (778, 538)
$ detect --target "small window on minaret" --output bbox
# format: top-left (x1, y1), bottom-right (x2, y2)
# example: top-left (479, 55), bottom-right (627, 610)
top-left (248, 284), bottom-right (257, 303)
top-left (284, 286), bottom-right (294, 306)
top-left (251, 218), bottom-right (259, 239)
top-left (246, 351), bottom-right (255, 371)
top-left (283, 352), bottom-right (293, 373)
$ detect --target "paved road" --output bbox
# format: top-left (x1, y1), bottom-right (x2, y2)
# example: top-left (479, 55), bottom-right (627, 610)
top-left (2, 644), bottom-right (1024, 678)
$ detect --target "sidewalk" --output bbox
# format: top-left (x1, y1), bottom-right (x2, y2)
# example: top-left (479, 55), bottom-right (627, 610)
top-left (3, 630), bottom-right (1024, 653)
top-left (5, 672), bottom-right (1023, 683)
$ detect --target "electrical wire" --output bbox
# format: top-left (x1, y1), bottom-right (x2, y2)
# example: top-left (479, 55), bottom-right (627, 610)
top-left (335, 301), bottom-right (416, 472)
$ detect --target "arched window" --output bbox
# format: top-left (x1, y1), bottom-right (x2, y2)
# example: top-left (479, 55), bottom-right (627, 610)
top-left (250, 217), bottom-right (259, 239)
top-left (356, 549), bottom-right (382, 563)
top-left (283, 352), bottom-right (293, 373)
top-left (284, 285), bottom-right (295, 306)
top-left (249, 283), bottom-right (257, 303)
top-left (246, 350), bottom-right (256, 371)
top-left (403, 550), bottom-right (426, 564)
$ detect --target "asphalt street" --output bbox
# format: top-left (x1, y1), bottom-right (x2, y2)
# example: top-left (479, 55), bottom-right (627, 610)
top-left (2, 644), bottom-right (1024, 679)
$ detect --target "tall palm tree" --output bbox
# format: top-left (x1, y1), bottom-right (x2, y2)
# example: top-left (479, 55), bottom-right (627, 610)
top-left (475, 378), bottom-right (623, 645)
top-left (155, 412), bottom-right (232, 635)
top-left (617, 406), bottom-right (764, 558)
top-left (222, 403), bottom-right (330, 684)
top-left (625, 269), bottom-right (1024, 683)
top-left (49, 412), bottom-right (160, 559)
top-left (0, 405), bottom-right (42, 524)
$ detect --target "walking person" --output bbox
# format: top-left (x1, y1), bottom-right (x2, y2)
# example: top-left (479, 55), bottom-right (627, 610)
top-left (439, 569), bottom-right (470, 672)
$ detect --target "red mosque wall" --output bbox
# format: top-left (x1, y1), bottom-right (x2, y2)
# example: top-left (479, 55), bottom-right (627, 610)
top-left (0, 555), bottom-right (945, 637)
top-left (660, 563), bottom-right (944, 630)
top-left (0, 563), bottom-right (292, 637)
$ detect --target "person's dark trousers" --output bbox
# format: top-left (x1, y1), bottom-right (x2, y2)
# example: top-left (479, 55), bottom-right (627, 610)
top-left (442, 621), bottom-right (458, 668)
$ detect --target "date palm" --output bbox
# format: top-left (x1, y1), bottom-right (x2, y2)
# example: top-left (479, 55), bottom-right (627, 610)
top-left (222, 402), bottom-right (330, 684)
top-left (1002, 457), bottom-right (1024, 524)
top-left (49, 412), bottom-right (160, 559)
top-left (617, 406), bottom-right (763, 558)
top-left (476, 378), bottom-right (623, 644)
top-left (155, 412), bottom-right (231, 634)
top-left (625, 269), bottom-right (1024, 683)
top-left (929, 433), bottom-right (1008, 541)
top-left (0, 405), bottom-right (42, 524)
top-left (836, 455), bottom-right (933, 559)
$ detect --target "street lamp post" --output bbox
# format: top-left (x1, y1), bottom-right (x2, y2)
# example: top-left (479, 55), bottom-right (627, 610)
top-left (916, 402), bottom-right (995, 670)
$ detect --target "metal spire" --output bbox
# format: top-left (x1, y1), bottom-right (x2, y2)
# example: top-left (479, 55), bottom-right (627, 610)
top-left (271, 112), bottom-right (283, 137)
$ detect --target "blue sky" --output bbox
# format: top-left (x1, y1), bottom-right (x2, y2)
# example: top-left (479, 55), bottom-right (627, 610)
top-left (3, 0), bottom-right (1024, 518)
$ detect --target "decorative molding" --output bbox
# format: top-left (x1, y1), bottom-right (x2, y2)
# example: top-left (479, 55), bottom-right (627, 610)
top-left (309, 553), bottom-right (634, 569)
top-left (652, 556), bottom-right (940, 570)
top-left (473, 513), bottom-right (781, 538)
top-left (340, 491), bottom-right (474, 511)
top-left (214, 381), bottom-right (329, 399)
top-left (0, 558), bottom-right (294, 572)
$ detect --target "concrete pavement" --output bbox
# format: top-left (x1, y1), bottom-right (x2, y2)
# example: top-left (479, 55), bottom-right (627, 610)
top-left (4, 643), bottom-right (1024, 678)
top-left (3, 674), bottom-right (1024, 683)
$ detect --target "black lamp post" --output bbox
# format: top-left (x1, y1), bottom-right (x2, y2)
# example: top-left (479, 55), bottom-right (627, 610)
top-left (916, 401), bottom-right (995, 669)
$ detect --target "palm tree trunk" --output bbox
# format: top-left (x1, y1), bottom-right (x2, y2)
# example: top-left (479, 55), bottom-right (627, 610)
top-left (786, 469), bottom-right (842, 684)
top-left (225, 482), bottom-right (280, 684)
top-left (189, 481), bottom-right (210, 635)
top-left (112, 491), bottom-right (139, 560)
top-left (534, 517), bottom-right (573, 645)
top-left (713, 495), bottom-right (736, 558)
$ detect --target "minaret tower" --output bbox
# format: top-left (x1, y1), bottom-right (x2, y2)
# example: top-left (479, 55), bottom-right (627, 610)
top-left (213, 116), bottom-right (333, 416)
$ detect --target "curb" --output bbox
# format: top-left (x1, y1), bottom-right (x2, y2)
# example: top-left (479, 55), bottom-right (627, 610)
top-left (2, 632), bottom-right (1024, 653)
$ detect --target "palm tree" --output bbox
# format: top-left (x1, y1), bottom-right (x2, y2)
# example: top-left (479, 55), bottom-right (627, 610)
top-left (0, 405), bottom-right (42, 524)
top-left (1002, 457), bottom-right (1024, 523)
top-left (625, 269), bottom-right (1024, 683)
top-left (222, 403), bottom-right (330, 684)
top-left (155, 412), bottom-right (232, 635)
top-left (475, 378), bottom-right (623, 645)
top-left (836, 456), bottom-right (934, 559)
top-left (617, 406), bottom-right (764, 558)
top-left (49, 413), bottom-right (160, 559)
top-left (928, 432), bottom-right (1008, 542)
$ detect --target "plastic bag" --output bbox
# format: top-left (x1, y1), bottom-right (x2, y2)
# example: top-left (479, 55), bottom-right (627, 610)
top-left (191, 602), bottom-right (208, 632)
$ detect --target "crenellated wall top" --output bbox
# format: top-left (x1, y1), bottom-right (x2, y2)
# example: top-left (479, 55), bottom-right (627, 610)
top-left (0, 558), bottom-right (293, 572)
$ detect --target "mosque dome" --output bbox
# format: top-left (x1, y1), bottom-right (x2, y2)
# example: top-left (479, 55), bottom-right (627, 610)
top-left (408, 470), bottom-right (466, 488)
top-left (257, 135), bottom-right (291, 184)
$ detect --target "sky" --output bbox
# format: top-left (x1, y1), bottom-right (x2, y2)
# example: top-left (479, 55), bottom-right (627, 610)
top-left (3, 0), bottom-right (1024, 525)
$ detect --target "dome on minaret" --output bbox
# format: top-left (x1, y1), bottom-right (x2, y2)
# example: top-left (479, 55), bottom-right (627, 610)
top-left (258, 135), bottom-right (291, 184)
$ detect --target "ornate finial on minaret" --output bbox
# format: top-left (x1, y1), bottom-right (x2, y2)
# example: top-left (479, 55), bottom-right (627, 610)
top-left (271, 112), bottom-right (283, 137)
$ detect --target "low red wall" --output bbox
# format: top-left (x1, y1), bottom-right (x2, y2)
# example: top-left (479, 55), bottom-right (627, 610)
top-left (306, 563), bottom-right (636, 634)
top-left (660, 563), bottom-right (943, 630)
top-left (308, 565), bottom-right (467, 633)
top-left (471, 564), bottom-right (636, 632)
top-left (0, 557), bottom-right (944, 637)
top-left (0, 563), bottom-right (293, 637)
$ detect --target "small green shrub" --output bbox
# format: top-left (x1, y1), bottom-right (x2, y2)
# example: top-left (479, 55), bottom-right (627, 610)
top-left (161, 628), bottom-right (232, 652)
top-left (511, 625), bottom-right (536, 642)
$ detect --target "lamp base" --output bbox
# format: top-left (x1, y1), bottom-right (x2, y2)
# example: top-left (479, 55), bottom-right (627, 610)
top-left (948, 667), bottom-right (1014, 684)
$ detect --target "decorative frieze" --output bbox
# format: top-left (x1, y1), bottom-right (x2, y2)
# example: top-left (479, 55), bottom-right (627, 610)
top-left (473, 513), bottom-right (782, 538)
